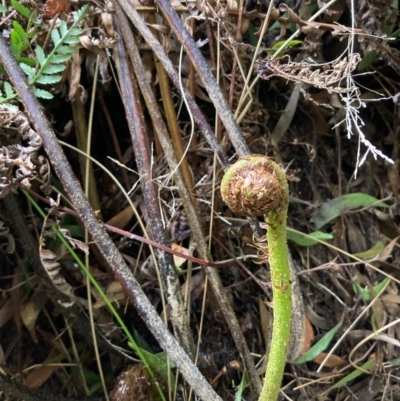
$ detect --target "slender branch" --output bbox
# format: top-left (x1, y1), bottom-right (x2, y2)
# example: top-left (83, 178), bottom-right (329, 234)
top-left (113, 20), bottom-right (197, 361)
top-left (115, 0), bottom-right (230, 170)
top-left (154, 0), bottom-right (250, 158)
top-left (221, 155), bottom-right (292, 401)
top-left (0, 34), bottom-right (222, 401)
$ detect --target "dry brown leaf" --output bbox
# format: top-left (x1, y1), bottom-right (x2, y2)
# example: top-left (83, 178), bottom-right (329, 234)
top-left (68, 49), bottom-right (82, 100)
top-left (388, 162), bottom-right (400, 200)
top-left (256, 298), bottom-right (272, 375)
top-left (181, 272), bottom-right (205, 301)
top-left (300, 317), bottom-right (314, 355)
top-left (321, 0), bottom-right (346, 23)
top-left (94, 281), bottom-right (127, 309)
top-left (370, 291), bottom-right (386, 328)
top-left (20, 292), bottom-right (46, 343)
top-left (24, 350), bottom-right (60, 388)
top-left (371, 236), bottom-right (399, 269)
top-left (382, 293), bottom-right (400, 304)
top-left (171, 243), bottom-right (192, 268)
top-left (313, 352), bottom-right (347, 368)
top-left (305, 303), bottom-right (331, 330)
top-left (106, 206), bottom-right (134, 229)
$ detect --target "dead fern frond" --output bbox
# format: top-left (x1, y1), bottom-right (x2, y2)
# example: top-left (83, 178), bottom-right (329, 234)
top-left (257, 54), bottom-right (361, 94)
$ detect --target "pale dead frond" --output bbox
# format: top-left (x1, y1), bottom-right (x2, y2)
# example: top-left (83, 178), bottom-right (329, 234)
top-left (257, 54), bottom-right (361, 94)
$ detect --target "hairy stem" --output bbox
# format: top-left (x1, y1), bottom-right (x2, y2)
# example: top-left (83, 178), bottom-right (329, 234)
top-left (261, 164), bottom-right (291, 401)
top-left (221, 155), bottom-right (291, 401)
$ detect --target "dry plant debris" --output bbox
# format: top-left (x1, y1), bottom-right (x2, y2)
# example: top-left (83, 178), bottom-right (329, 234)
top-left (0, 0), bottom-right (400, 400)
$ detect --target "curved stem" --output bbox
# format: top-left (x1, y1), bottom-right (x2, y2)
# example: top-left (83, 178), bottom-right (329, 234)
top-left (260, 161), bottom-right (291, 401)
top-left (220, 155), bottom-right (291, 401)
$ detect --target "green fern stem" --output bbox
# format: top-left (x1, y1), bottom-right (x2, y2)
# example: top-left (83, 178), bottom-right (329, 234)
top-left (221, 155), bottom-right (291, 401)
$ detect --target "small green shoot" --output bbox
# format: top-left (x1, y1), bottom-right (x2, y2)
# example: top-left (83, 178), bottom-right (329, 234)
top-left (385, 357), bottom-right (400, 367)
top-left (352, 239), bottom-right (386, 260)
top-left (11, 0), bottom-right (31, 18)
top-left (235, 371), bottom-right (249, 401)
top-left (133, 347), bottom-right (175, 389)
top-left (295, 322), bottom-right (342, 364)
top-left (269, 40), bottom-right (302, 57)
top-left (287, 228), bottom-right (333, 246)
top-left (358, 51), bottom-right (379, 71)
top-left (321, 358), bottom-right (375, 394)
top-left (352, 276), bottom-right (390, 302)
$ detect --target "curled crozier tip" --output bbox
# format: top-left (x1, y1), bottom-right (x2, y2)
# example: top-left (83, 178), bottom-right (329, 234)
top-left (221, 154), bottom-right (284, 217)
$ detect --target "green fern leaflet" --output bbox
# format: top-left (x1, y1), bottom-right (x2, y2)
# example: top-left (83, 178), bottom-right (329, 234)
top-left (0, 4), bottom-right (88, 103)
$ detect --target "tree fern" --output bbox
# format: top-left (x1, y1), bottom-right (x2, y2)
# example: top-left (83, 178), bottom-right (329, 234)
top-left (0, 4), bottom-right (88, 103)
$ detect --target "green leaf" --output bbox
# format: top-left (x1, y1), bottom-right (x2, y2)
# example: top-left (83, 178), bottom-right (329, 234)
top-left (12, 20), bottom-right (26, 39)
top-left (42, 64), bottom-right (66, 74)
top-left (59, 21), bottom-right (68, 36)
top-left (322, 359), bottom-right (375, 394)
top-left (57, 45), bottom-right (76, 54)
top-left (287, 229), bottom-right (333, 246)
top-left (352, 276), bottom-right (390, 302)
top-left (358, 51), bottom-right (379, 71)
top-left (295, 322), bottom-right (342, 364)
top-left (386, 357), bottom-right (400, 367)
top-left (137, 348), bottom-right (175, 389)
top-left (50, 54), bottom-right (71, 64)
top-left (74, 4), bottom-right (89, 21)
top-left (3, 82), bottom-right (16, 98)
top-left (19, 62), bottom-right (36, 78)
top-left (11, 0), bottom-right (31, 18)
top-left (51, 29), bottom-right (61, 46)
top-left (352, 239), bottom-right (386, 260)
top-left (10, 21), bottom-right (28, 53)
top-left (311, 193), bottom-right (389, 229)
top-left (28, 4), bottom-right (88, 89)
top-left (17, 57), bottom-right (36, 66)
top-left (0, 5), bottom-right (8, 12)
top-left (35, 45), bottom-right (46, 67)
top-left (69, 28), bottom-right (83, 36)
top-left (63, 36), bottom-right (81, 45)
top-left (269, 39), bottom-right (302, 57)
top-left (35, 74), bottom-right (62, 84)
top-left (32, 87), bottom-right (53, 99)
top-left (235, 372), bottom-right (249, 401)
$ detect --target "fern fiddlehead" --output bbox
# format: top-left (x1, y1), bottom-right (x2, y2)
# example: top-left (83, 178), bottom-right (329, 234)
top-left (221, 154), bottom-right (291, 401)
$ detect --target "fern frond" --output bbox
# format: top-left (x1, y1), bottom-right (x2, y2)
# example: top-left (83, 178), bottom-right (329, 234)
top-left (0, 4), bottom-right (88, 103)
top-left (28, 5), bottom-right (88, 87)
